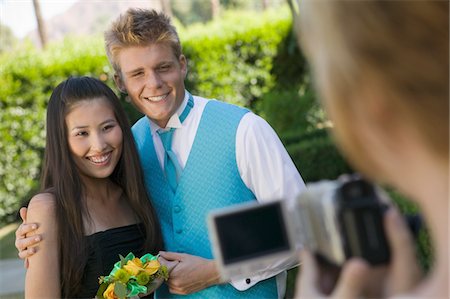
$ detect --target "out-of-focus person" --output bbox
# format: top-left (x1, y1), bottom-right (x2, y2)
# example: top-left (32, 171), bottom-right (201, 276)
top-left (293, 1), bottom-right (448, 298)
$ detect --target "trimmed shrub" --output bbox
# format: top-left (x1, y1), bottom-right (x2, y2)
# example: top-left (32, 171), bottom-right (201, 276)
top-left (286, 129), bottom-right (353, 182)
top-left (0, 8), bottom-right (296, 225)
top-left (0, 9), bottom-right (431, 279)
top-left (0, 36), bottom-right (113, 224)
top-left (183, 8), bottom-right (293, 107)
top-left (256, 85), bottom-right (326, 135)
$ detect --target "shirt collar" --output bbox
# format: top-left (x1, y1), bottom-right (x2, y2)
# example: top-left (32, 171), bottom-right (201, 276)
top-left (148, 90), bottom-right (189, 135)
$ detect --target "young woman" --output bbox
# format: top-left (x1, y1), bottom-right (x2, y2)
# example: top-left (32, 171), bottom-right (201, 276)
top-left (295, 1), bottom-right (448, 298)
top-left (24, 76), bottom-right (163, 298)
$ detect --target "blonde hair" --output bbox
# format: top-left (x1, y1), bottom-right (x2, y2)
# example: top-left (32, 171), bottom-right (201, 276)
top-left (299, 1), bottom-right (449, 176)
top-left (104, 8), bottom-right (182, 74)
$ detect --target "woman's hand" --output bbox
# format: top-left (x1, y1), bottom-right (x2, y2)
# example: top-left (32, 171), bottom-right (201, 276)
top-left (295, 208), bottom-right (423, 298)
top-left (296, 250), bottom-right (371, 299)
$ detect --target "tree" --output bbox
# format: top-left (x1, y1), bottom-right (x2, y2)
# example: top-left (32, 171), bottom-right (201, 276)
top-left (211, 0), bottom-right (221, 19)
top-left (32, 0), bottom-right (47, 48)
top-left (160, 0), bottom-right (173, 18)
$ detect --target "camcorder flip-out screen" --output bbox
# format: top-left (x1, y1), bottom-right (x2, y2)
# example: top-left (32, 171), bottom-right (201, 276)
top-left (216, 202), bottom-right (289, 264)
top-left (209, 177), bottom-right (397, 281)
top-left (208, 200), bottom-right (297, 280)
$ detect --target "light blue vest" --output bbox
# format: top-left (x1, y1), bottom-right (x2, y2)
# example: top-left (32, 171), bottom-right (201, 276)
top-left (132, 99), bottom-right (278, 298)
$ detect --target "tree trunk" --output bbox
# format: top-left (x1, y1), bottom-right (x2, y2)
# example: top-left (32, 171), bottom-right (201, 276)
top-left (211, 0), bottom-right (220, 20)
top-left (262, 0), bottom-right (270, 10)
top-left (32, 0), bottom-right (47, 48)
top-left (159, 0), bottom-right (173, 18)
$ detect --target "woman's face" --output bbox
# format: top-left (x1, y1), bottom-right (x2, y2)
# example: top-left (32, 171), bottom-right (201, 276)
top-left (65, 98), bottom-right (123, 180)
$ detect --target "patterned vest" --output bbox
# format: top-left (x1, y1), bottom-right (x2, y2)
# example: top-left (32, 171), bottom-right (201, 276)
top-left (132, 99), bottom-right (278, 298)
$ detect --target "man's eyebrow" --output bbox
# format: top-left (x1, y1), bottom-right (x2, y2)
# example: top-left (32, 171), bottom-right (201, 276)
top-left (124, 67), bottom-right (144, 75)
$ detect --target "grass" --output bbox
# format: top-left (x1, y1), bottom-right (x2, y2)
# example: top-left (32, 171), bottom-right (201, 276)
top-left (0, 223), bottom-right (19, 260)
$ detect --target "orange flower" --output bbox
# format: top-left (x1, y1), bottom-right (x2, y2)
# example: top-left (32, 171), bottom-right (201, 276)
top-left (103, 283), bottom-right (118, 299)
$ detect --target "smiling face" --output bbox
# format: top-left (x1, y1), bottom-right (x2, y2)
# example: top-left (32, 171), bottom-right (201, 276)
top-left (65, 98), bottom-right (123, 180)
top-left (114, 43), bottom-right (187, 128)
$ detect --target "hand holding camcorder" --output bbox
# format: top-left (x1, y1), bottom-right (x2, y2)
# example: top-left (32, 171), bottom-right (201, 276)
top-left (208, 176), bottom-right (419, 280)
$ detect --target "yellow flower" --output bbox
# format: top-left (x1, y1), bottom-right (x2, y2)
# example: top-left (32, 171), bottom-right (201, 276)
top-left (143, 260), bottom-right (161, 276)
top-left (103, 283), bottom-right (118, 299)
top-left (123, 258), bottom-right (143, 276)
top-left (114, 269), bottom-right (131, 284)
top-left (124, 258), bottom-right (161, 276)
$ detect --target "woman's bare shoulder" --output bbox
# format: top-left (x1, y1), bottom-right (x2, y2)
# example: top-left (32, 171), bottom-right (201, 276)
top-left (27, 192), bottom-right (57, 221)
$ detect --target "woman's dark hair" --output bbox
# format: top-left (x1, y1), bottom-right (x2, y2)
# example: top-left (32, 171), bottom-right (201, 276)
top-left (41, 76), bottom-right (163, 297)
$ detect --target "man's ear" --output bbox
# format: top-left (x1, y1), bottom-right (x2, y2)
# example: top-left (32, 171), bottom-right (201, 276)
top-left (113, 73), bottom-right (127, 94)
top-left (179, 54), bottom-right (188, 79)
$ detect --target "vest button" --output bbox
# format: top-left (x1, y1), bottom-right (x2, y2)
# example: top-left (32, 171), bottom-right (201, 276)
top-left (176, 229), bottom-right (183, 234)
top-left (173, 205), bottom-right (181, 213)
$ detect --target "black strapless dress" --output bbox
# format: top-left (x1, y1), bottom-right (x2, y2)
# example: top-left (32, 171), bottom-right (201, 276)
top-left (73, 223), bottom-right (153, 298)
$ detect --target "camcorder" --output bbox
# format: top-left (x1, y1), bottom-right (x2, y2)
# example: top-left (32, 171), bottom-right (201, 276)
top-left (208, 177), bottom-right (398, 280)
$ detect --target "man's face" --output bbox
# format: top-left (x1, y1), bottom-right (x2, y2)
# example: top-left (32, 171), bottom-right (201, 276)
top-left (115, 43), bottom-right (187, 128)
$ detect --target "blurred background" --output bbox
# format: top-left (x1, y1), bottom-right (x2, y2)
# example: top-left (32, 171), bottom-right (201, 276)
top-left (0, 0), bottom-right (431, 298)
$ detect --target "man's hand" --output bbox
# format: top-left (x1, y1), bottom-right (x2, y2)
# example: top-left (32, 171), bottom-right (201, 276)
top-left (15, 207), bottom-right (42, 267)
top-left (158, 251), bottom-right (223, 295)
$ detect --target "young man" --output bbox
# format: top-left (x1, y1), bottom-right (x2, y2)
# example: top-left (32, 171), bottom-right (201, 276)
top-left (16, 9), bottom-right (305, 298)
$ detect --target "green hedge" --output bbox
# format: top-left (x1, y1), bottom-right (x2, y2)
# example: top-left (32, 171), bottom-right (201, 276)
top-left (0, 37), bottom-right (112, 224)
top-left (286, 130), bottom-right (353, 182)
top-left (0, 8), bottom-right (297, 225)
top-left (183, 8), bottom-right (294, 107)
top-left (0, 4), bottom-right (432, 285)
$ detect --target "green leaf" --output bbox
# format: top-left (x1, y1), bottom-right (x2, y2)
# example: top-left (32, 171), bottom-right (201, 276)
top-left (119, 254), bottom-right (125, 267)
top-left (125, 252), bottom-right (135, 261)
top-left (96, 282), bottom-right (108, 299)
top-left (114, 282), bottom-right (127, 299)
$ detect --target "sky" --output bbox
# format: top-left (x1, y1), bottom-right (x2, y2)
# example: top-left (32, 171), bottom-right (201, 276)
top-left (0, 0), bottom-right (77, 38)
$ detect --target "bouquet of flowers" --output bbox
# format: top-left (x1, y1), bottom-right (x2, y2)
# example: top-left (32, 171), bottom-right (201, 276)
top-left (96, 252), bottom-right (168, 299)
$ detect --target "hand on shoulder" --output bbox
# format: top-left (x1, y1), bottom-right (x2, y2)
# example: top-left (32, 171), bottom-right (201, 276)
top-left (25, 193), bottom-right (57, 254)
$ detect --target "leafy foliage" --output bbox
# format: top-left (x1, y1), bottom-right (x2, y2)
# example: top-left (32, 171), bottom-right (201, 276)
top-left (0, 6), bottom-right (431, 276)
top-left (0, 8), bottom-right (295, 225)
top-left (183, 8), bottom-right (292, 107)
top-left (0, 35), bottom-right (113, 224)
top-left (285, 129), bottom-right (353, 182)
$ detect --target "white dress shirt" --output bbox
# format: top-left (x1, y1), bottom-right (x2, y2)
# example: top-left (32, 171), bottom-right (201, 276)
top-left (148, 91), bottom-right (306, 298)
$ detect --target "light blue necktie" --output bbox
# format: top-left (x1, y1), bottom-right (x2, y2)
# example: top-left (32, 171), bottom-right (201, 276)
top-left (157, 94), bottom-right (194, 192)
